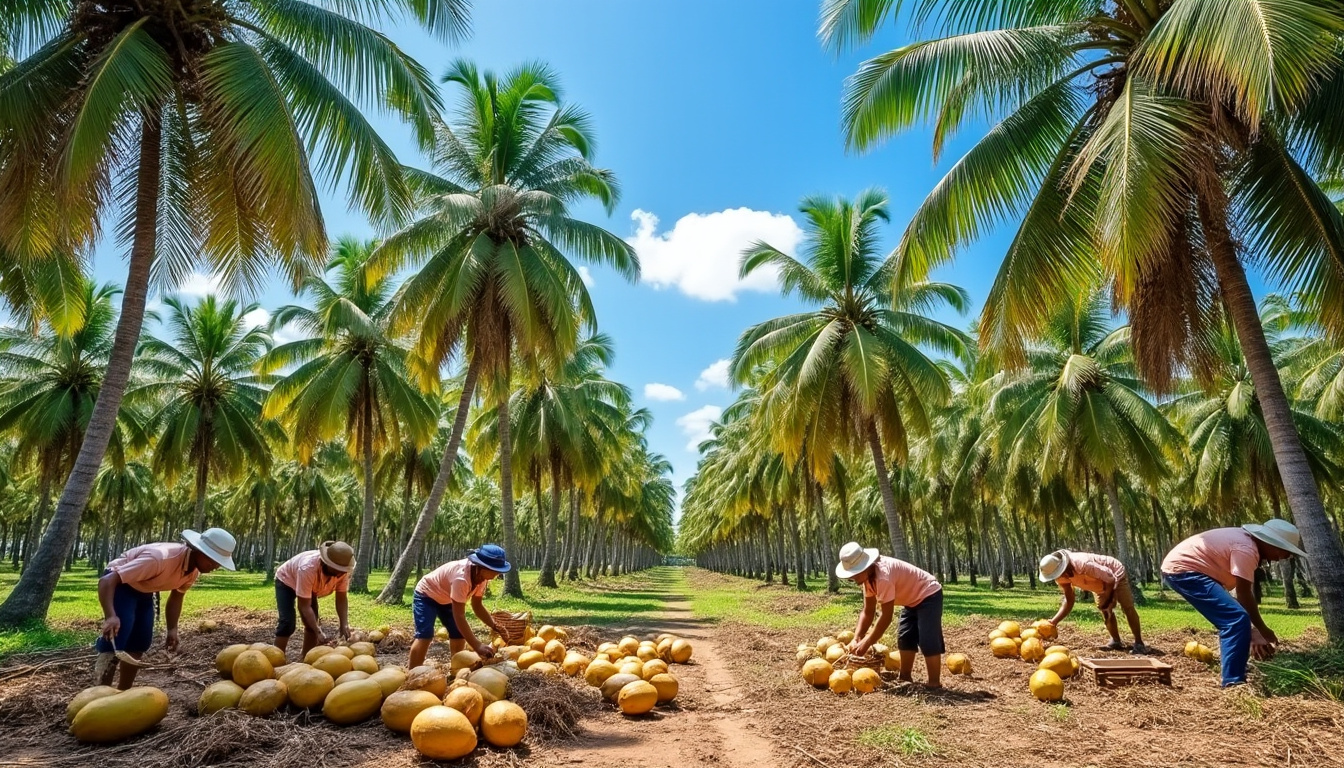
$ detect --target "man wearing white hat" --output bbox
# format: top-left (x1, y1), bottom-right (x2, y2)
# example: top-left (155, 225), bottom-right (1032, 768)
top-left (94, 527), bottom-right (237, 689)
top-left (1161, 519), bottom-right (1308, 687)
top-left (836, 541), bottom-right (945, 688)
top-left (1039, 549), bottom-right (1148, 654)
top-left (273, 540), bottom-right (354, 657)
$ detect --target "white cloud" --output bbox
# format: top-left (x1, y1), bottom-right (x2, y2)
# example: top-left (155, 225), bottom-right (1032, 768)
top-left (578, 265), bottom-right (594, 287)
top-left (243, 307), bottom-right (271, 331)
top-left (695, 359), bottom-right (732, 391)
top-left (627, 208), bottom-right (804, 302)
top-left (643, 383), bottom-right (685, 402)
top-left (177, 271), bottom-right (222, 299)
top-left (676, 405), bottom-right (723, 452)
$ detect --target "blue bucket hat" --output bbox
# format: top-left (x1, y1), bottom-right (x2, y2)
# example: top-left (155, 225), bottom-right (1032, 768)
top-left (468, 544), bottom-right (511, 573)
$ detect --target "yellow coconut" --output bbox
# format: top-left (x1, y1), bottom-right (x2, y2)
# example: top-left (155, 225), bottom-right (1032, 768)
top-left (1020, 637), bottom-right (1047, 662)
top-left (240, 679), bottom-right (288, 716)
top-left (990, 637), bottom-right (1020, 658)
top-left (598, 642), bottom-right (619, 656)
top-left (645, 673), bottom-right (677, 704)
top-left (450, 650), bottom-right (481, 673)
top-left (322, 678), bottom-right (384, 725)
top-left (617, 636), bottom-right (641, 656)
top-left (946, 653), bottom-right (973, 675)
top-left (469, 667), bottom-right (510, 701)
top-left (282, 667), bottom-right (333, 709)
top-left (381, 690), bottom-right (443, 733)
top-left (528, 662), bottom-right (559, 676)
top-left (200, 619), bottom-right (218, 632)
top-left (636, 645), bottom-right (660, 662)
top-left (1033, 620), bottom-right (1058, 640)
top-left (1037, 653), bottom-right (1074, 679)
top-left (801, 658), bottom-right (833, 686)
top-left (330, 645), bottom-right (356, 659)
top-left (1045, 645), bottom-right (1071, 658)
top-left (252, 644), bottom-right (287, 669)
top-left (517, 650), bottom-right (545, 670)
top-left (617, 680), bottom-right (659, 715)
top-left (796, 648), bottom-right (820, 666)
top-left (232, 650), bottom-right (275, 688)
top-left (351, 655), bottom-right (379, 675)
top-left (544, 639), bottom-right (566, 663)
top-left (334, 670), bottom-right (371, 687)
top-left (1184, 640), bottom-right (1201, 657)
top-left (68, 686), bottom-right (120, 724)
top-left (1020, 627), bottom-right (1039, 642)
top-left (216, 644), bottom-right (249, 677)
top-left (670, 639), bottom-right (694, 664)
top-left (641, 659), bottom-right (670, 680)
top-left (828, 669), bottom-right (853, 694)
top-left (481, 700), bottom-right (528, 748)
top-left (70, 687), bottom-right (170, 743)
top-left (313, 652), bottom-right (354, 679)
top-left (368, 630), bottom-right (385, 643)
top-left (884, 651), bottom-right (901, 671)
top-left (601, 673), bottom-right (642, 702)
top-left (836, 629), bottom-right (856, 644)
top-left (1029, 669), bottom-right (1065, 701)
top-left (368, 666), bottom-right (407, 698)
top-left (303, 645), bottom-right (332, 665)
top-left (657, 637), bottom-right (674, 660)
top-left (410, 706), bottom-right (477, 760)
top-left (347, 641), bottom-right (374, 657)
top-left (824, 644), bottom-right (846, 663)
top-left (872, 643), bottom-right (889, 657)
top-left (434, 627), bottom-right (449, 642)
top-left (988, 629), bottom-right (1007, 642)
top-left (998, 621), bottom-right (1022, 638)
top-left (1197, 645), bottom-right (1216, 663)
top-left (405, 665), bottom-right (448, 698)
top-left (443, 685), bottom-right (485, 727)
top-left (851, 668), bottom-right (882, 693)
top-left (562, 652), bottom-right (591, 677)
top-left (585, 659), bottom-right (620, 687)
top-left (816, 636), bottom-right (838, 653)
top-left (619, 660), bottom-right (645, 679)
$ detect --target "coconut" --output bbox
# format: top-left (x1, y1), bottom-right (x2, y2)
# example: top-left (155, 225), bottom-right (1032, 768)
top-left (649, 672), bottom-right (679, 703)
top-left (998, 621), bottom-right (1022, 638)
top-left (216, 644), bottom-right (249, 677)
top-left (657, 637), bottom-right (674, 661)
top-left (368, 630), bottom-right (386, 643)
top-left (303, 646), bottom-right (332, 665)
top-left (562, 652), bottom-right (591, 677)
top-left (801, 658), bottom-right (833, 687)
top-left (334, 670), bottom-right (371, 687)
top-left (323, 678), bottom-right (384, 725)
top-left (871, 643), bottom-right (889, 657)
top-left (641, 659), bottom-right (670, 680)
top-left (601, 673), bottom-right (642, 702)
top-left (598, 642), bottom-right (619, 656)
top-left (1020, 627), bottom-right (1039, 642)
top-left (410, 706), bottom-right (477, 760)
top-left (1184, 640), bottom-right (1201, 657)
top-left (253, 644), bottom-right (287, 668)
top-left (351, 655), bottom-right (380, 675)
top-left (481, 700), bottom-right (528, 747)
top-left (517, 650), bottom-right (545, 670)
top-left (434, 627), bottom-right (449, 642)
top-left (405, 665), bottom-right (447, 698)
top-left (670, 639), bottom-right (693, 663)
top-left (990, 637), bottom-right (1020, 658)
top-left (444, 686), bottom-right (485, 727)
top-left (1037, 653), bottom-right (1073, 679)
top-left (450, 650), bottom-right (481, 673)
top-left (232, 650), bottom-right (275, 688)
top-left (836, 630), bottom-right (855, 644)
top-left (528, 662), bottom-right (560, 676)
top-left (68, 686), bottom-right (120, 724)
top-left (313, 652), bottom-right (354, 679)
top-left (1020, 637), bottom-right (1047, 662)
top-left (883, 651), bottom-right (901, 671)
top-left (1029, 669), bottom-right (1065, 701)
top-left (538, 625), bottom-right (559, 642)
top-left (381, 690), bottom-right (442, 733)
top-left (987, 629), bottom-right (1007, 642)
top-left (619, 660), bottom-right (646, 679)
top-left (544, 639), bottom-right (567, 663)
top-left (585, 659), bottom-right (620, 687)
top-left (70, 687), bottom-right (169, 743)
top-left (796, 648), bottom-right (820, 665)
top-left (824, 644), bottom-right (846, 663)
top-left (618, 636), bottom-right (641, 656)
top-left (526, 636), bottom-right (547, 653)
top-left (636, 644), bottom-right (660, 662)
top-left (197, 680), bottom-right (244, 716)
top-left (851, 668), bottom-right (881, 693)
top-left (468, 667), bottom-right (510, 701)
top-left (349, 641), bottom-right (376, 657)
top-left (1045, 645), bottom-right (1071, 658)
top-left (816, 636), bottom-right (837, 653)
top-left (617, 680), bottom-right (658, 715)
top-left (330, 645), bottom-right (356, 659)
top-left (200, 619), bottom-right (218, 632)
top-left (828, 669), bottom-right (853, 694)
top-left (240, 679), bottom-right (288, 716)
top-left (945, 653), bottom-right (972, 675)
top-left (368, 666), bottom-right (407, 697)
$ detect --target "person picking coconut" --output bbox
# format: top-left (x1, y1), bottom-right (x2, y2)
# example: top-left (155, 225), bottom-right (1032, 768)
top-left (1039, 550), bottom-right (1149, 654)
top-left (273, 540), bottom-right (354, 656)
top-left (94, 528), bottom-right (237, 689)
top-left (1161, 519), bottom-right (1308, 687)
top-left (408, 544), bottom-right (511, 668)
top-left (836, 541), bottom-right (944, 688)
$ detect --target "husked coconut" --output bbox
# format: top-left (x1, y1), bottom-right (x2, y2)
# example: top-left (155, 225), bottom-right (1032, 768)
top-left (617, 680), bottom-right (658, 715)
top-left (381, 690), bottom-right (442, 733)
top-left (828, 669), bottom-right (852, 694)
top-left (410, 706), bottom-right (476, 760)
top-left (481, 701), bottom-right (528, 747)
top-left (851, 668), bottom-right (881, 693)
top-left (444, 685), bottom-right (485, 727)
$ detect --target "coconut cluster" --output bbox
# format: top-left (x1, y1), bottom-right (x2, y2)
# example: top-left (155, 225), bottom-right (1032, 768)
top-left (986, 619), bottom-right (1080, 701)
top-left (579, 632), bottom-right (685, 715)
top-left (795, 631), bottom-right (890, 694)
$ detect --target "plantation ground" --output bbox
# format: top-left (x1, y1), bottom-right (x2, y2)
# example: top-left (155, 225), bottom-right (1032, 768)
top-left (0, 566), bottom-right (1340, 767)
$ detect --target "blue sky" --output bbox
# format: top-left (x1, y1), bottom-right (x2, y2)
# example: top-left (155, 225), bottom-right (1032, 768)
top-left (84, 1), bottom-right (1024, 504)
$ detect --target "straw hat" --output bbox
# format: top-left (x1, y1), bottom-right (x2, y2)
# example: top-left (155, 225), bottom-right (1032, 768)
top-left (1039, 550), bottom-right (1071, 582)
top-left (182, 528), bottom-right (237, 571)
top-left (835, 541), bottom-right (880, 579)
top-left (1242, 519), bottom-right (1308, 558)
top-left (319, 540), bottom-right (355, 573)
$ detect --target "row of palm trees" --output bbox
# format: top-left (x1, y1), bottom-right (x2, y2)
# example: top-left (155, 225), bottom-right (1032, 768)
top-left (684, 0), bottom-right (1344, 643)
top-left (0, 1), bottom-right (671, 626)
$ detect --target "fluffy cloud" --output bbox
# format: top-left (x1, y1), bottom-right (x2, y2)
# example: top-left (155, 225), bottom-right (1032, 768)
top-left (177, 271), bottom-right (222, 299)
top-left (695, 359), bottom-right (731, 391)
top-left (627, 208), bottom-right (803, 301)
top-left (578, 265), bottom-right (594, 287)
top-left (644, 383), bottom-right (686, 402)
top-left (676, 404), bottom-right (723, 452)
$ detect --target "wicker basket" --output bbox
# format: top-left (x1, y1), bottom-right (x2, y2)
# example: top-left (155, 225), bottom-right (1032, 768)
top-left (834, 651), bottom-right (885, 672)
top-left (490, 610), bottom-right (533, 645)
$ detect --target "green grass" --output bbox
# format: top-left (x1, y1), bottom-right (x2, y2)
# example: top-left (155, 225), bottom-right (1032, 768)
top-left (856, 724), bottom-right (936, 757)
top-left (0, 563), bottom-right (673, 662)
top-left (1257, 644), bottom-right (1344, 701)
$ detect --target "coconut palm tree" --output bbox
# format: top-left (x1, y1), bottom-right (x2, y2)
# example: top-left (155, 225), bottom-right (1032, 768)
top-left (260, 238), bottom-right (437, 592)
top-left (0, 0), bottom-right (471, 627)
top-left (132, 295), bottom-right (277, 530)
top-left (822, 0), bottom-right (1344, 640)
top-left (371, 60), bottom-right (639, 602)
top-left (731, 188), bottom-right (968, 560)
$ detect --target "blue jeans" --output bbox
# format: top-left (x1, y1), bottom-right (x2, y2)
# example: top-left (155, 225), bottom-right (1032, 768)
top-left (412, 591), bottom-right (464, 640)
top-left (1164, 572), bottom-right (1251, 686)
top-left (94, 579), bottom-right (156, 654)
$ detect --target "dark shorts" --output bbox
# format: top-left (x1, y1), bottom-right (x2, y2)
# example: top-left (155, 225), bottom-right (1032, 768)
top-left (412, 591), bottom-right (464, 640)
top-left (94, 578), bottom-right (156, 654)
top-left (896, 589), bottom-right (945, 656)
top-left (275, 581), bottom-right (320, 637)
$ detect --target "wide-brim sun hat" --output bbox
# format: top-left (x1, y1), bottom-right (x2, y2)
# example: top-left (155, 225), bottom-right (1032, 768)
top-left (835, 541), bottom-right (880, 579)
top-left (319, 540), bottom-right (355, 573)
top-left (468, 544), bottom-right (511, 573)
top-left (182, 528), bottom-right (237, 571)
top-left (1243, 519), bottom-right (1309, 558)
top-left (1039, 550), bottom-right (1071, 582)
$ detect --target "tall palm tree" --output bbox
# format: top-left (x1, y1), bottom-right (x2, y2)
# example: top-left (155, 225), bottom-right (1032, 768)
top-left (372, 60), bottom-right (639, 602)
top-left (133, 295), bottom-right (276, 530)
top-left (731, 189), bottom-right (968, 560)
top-left (0, 0), bottom-right (471, 627)
top-left (261, 238), bottom-right (437, 592)
top-left (822, 0), bottom-right (1344, 641)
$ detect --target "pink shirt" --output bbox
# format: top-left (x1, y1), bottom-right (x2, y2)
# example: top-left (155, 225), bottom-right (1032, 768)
top-left (1058, 552), bottom-right (1125, 594)
top-left (415, 558), bottom-right (488, 605)
top-left (863, 556), bottom-right (941, 608)
top-left (1162, 528), bottom-right (1261, 590)
top-left (276, 550), bottom-right (349, 599)
top-left (108, 543), bottom-right (199, 594)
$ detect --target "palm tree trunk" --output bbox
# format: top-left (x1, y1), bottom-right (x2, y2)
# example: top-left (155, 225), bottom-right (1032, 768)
top-left (20, 472), bottom-right (52, 573)
top-left (376, 355), bottom-right (480, 604)
top-left (263, 500), bottom-right (276, 584)
top-left (351, 391), bottom-right (376, 593)
top-left (1104, 474), bottom-right (1132, 570)
top-left (497, 392), bottom-right (523, 598)
top-left (564, 487), bottom-right (580, 580)
top-left (813, 481), bottom-right (839, 593)
top-left (787, 505), bottom-right (807, 590)
top-left (1198, 188), bottom-right (1344, 641)
top-left (192, 449), bottom-right (209, 531)
top-left (867, 423), bottom-right (911, 560)
top-left (0, 119), bottom-right (161, 628)
top-left (539, 455), bottom-right (561, 588)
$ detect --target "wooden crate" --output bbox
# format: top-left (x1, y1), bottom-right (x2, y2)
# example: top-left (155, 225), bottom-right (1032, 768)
top-left (1078, 657), bottom-right (1173, 687)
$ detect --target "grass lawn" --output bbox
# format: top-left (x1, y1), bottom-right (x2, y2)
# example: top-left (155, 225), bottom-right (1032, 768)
top-left (0, 564), bottom-right (671, 661)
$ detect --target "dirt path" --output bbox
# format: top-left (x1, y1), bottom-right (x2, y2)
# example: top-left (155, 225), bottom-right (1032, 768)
top-left (549, 571), bottom-right (780, 768)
